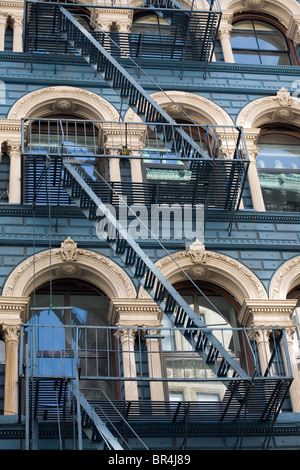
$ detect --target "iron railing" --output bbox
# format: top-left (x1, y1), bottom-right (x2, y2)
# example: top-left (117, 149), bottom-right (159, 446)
top-left (22, 119), bottom-right (249, 162)
top-left (20, 320), bottom-right (293, 383)
top-left (23, 1), bottom-right (221, 69)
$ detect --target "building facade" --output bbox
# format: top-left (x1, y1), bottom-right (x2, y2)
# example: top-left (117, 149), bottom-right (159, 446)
top-left (0, 0), bottom-right (300, 451)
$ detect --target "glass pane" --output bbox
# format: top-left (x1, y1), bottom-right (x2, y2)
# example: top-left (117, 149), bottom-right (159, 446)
top-left (260, 52), bottom-right (290, 65)
top-left (254, 21), bottom-right (287, 50)
top-left (231, 19), bottom-right (291, 65)
top-left (232, 52), bottom-right (262, 64)
top-left (231, 34), bottom-right (258, 50)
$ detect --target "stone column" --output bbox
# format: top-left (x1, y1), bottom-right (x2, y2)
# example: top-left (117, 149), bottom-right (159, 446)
top-left (246, 143), bottom-right (266, 211)
top-left (145, 329), bottom-right (164, 401)
top-left (0, 297), bottom-right (29, 416)
top-left (251, 329), bottom-right (271, 375)
top-left (218, 25), bottom-right (235, 63)
top-left (0, 16), bottom-right (7, 51)
top-left (109, 158), bottom-right (121, 182)
top-left (130, 156), bottom-right (143, 183)
top-left (119, 328), bottom-right (139, 401)
top-left (12, 16), bottom-right (23, 53)
top-left (6, 140), bottom-right (22, 203)
top-left (109, 298), bottom-right (163, 402)
top-left (2, 324), bottom-right (20, 415)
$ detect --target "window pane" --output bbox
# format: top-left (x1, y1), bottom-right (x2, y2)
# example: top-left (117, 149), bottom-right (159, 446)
top-left (232, 52), bottom-right (262, 64)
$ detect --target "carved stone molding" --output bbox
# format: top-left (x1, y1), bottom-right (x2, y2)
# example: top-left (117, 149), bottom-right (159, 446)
top-left (2, 242), bottom-right (136, 299)
top-left (7, 86), bottom-right (120, 121)
top-left (237, 88), bottom-right (300, 128)
top-left (269, 255), bottom-right (300, 299)
top-left (124, 91), bottom-right (234, 126)
top-left (1, 324), bottom-right (20, 343)
top-left (221, 0), bottom-right (300, 32)
top-left (138, 249), bottom-right (268, 304)
top-left (187, 239), bottom-right (207, 265)
top-left (60, 237), bottom-right (78, 262)
top-left (0, 296), bottom-right (30, 324)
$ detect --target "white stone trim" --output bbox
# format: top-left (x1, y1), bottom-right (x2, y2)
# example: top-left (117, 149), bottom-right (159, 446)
top-left (124, 91), bottom-right (234, 126)
top-left (138, 247), bottom-right (268, 304)
top-left (220, 0), bottom-right (300, 36)
top-left (7, 86), bottom-right (120, 121)
top-left (269, 255), bottom-right (300, 299)
top-left (236, 87), bottom-right (300, 129)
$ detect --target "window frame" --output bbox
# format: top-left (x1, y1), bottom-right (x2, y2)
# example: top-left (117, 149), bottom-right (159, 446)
top-left (231, 12), bottom-right (299, 66)
top-left (256, 123), bottom-right (300, 212)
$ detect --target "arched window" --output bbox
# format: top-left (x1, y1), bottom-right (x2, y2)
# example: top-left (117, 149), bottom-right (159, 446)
top-left (256, 124), bottom-right (300, 211)
top-left (230, 16), bottom-right (295, 65)
top-left (27, 279), bottom-right (120, 400)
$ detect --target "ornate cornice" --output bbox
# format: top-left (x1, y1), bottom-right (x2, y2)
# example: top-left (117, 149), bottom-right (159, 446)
top-left (238, 299), bottom-right (298, 327)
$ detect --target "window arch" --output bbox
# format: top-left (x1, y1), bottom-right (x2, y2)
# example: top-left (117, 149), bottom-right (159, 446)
top-left (256, 124), bottom-right (300, 211)
top-left (230, 13), bottom-right (297, 65)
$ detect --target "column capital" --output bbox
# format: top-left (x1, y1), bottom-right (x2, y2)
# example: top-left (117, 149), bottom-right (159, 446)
top-left (4, 140), bottom-right (21, 157)
top-left (218, 24), bottom-right (233, 39)
top-left (1, 323), bottom-right (20, 343)
top-left (238, 299), bottom-right (298, 328)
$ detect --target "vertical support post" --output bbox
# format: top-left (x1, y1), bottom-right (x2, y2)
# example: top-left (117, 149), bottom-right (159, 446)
top-left (74, 327), bottom-right (83, 450)
top-left (0, 16), bottom-right (6, 51)
top-left (145, 330), bottom-right (165, 401)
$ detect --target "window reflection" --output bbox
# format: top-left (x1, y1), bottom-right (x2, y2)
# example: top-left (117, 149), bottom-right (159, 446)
top-left (257, 126), bottom-right (300, 211)
top-left (231, 19), bottom-right (291, 65)
top-left (162, 284), bottom-right (240, 402)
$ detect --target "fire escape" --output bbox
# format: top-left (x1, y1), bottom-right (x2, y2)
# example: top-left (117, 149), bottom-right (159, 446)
top-left (16, 0), bottom-right (294, 450)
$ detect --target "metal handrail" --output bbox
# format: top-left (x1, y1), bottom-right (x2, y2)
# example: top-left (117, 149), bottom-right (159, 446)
top-left (21, 118), bottom-right (249, 162)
